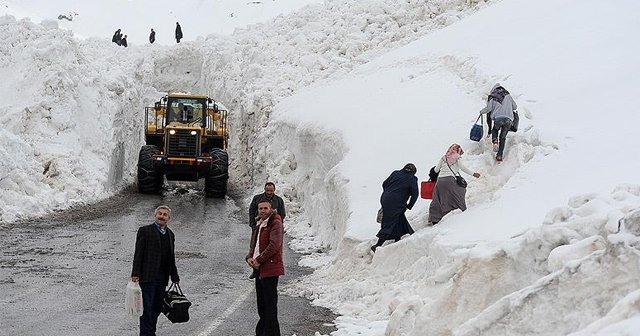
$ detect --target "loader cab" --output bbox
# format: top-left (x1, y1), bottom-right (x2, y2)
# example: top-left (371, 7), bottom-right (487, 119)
top-left (166, 97), bottom-right (206, 126)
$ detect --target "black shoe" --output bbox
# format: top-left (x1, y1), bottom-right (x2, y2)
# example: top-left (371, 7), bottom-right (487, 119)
top-left (370, 245), bottom-right (377, 253)
top-left (249, 272), bottom-right (255, 279)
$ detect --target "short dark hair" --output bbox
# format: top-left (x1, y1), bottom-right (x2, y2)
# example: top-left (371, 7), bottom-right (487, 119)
top-left (264, 182), bottom-right (275, 189)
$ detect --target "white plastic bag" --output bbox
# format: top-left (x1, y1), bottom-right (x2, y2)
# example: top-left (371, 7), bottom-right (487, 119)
top-left (125, 281), bottom-right (144, 317)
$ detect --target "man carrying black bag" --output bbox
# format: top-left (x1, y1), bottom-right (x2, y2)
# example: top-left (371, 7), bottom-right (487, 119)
top-left (162, 283), bottom-right (191, 323)
top-left (131, 205), bottom-right (180, 336)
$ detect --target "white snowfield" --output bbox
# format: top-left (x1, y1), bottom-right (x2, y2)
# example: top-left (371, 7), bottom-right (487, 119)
top-left (1, 0), bottom-right (640, 335)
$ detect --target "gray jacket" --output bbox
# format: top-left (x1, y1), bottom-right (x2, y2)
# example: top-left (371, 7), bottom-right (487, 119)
top-left (479, 83), bottom-right (517, 121)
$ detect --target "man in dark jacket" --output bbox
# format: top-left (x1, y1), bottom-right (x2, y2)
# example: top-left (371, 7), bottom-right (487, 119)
top-left (246, 201), bottom-right (284, 336)
top-left (249, 182), bottom-right (286, 232)
top-left (149, 28), bottom-right (155, 44)
top-left (112, 29), bottom-right (122, 45)
top-left (121, 35), bottom-right (128, 48)
top-left (175, 22), bottom-right (183, 43)
top-left (131, 205), bottom-right (180, 336)
top-left (371, 163), bottom-right (419, 252)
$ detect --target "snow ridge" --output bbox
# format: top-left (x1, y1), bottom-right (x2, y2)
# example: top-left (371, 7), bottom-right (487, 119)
top-left (284, 186), bottom-right (640, 335)
top-left (0, 17), bottom-right (158, 222)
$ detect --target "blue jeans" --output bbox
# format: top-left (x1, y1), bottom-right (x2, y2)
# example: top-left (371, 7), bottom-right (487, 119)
top-left (491, 117), bottom-right (512, 157)
top-left (139, 276), bottom-right (168, 336)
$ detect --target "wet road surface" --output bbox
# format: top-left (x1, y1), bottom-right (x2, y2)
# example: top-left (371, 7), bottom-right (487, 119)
top-left (0, 187), bottom-right (335, 336)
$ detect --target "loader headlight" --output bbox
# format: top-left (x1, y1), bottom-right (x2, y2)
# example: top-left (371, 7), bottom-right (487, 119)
top-left (190, 131), bottom-right (197, 135)
top-left (169, 130), bottom-right (176, 135)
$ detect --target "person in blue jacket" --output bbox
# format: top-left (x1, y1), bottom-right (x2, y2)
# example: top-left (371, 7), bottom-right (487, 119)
top-left (371, 163), bottom-right (419, 252)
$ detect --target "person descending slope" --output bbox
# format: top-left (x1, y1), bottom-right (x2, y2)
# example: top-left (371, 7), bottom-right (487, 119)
top-left (479, 83), bottom-right (518, 162)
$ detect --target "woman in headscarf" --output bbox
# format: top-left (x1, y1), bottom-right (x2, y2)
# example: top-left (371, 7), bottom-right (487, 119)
top-left (428, 144), bottom-right (480, 225)
top-left (371, 163), bottom-right (419, 252)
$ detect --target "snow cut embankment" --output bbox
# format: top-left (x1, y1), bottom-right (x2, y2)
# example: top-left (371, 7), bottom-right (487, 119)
top-left (0, 16), bottom-right (159, 223)
top-left (285, 186), bottom-right (640, 335)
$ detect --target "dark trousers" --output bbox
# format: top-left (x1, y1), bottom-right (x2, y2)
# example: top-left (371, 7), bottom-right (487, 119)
top-left (491, 117), bottom-right (512, 157)
top-left (374, 236), bottom-right (400, 247)
top-left (255, 276), bottom-right (280, 336)
top-left (486, 111), bottom-right (493, 136)
top-left (139, 276), bottom-right (168, 336)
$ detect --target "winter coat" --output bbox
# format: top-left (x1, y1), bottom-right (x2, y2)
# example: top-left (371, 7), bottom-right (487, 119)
top-left (377, 169), bottom-right (418, 239)
top-left (247, 213), bottom-right (285, 279)
top-left (112, 30), bottom-right (121, 44)
top-left (175, 24), bottom-right (183, 42)
top-left (131, 223), bottom-right (180, 283)
top-left (248, 193), bottom-right (286, 228)
top-left (479, 84), bottom-right (517, 121)
top-left (149, 31), bottom-right (155, 44)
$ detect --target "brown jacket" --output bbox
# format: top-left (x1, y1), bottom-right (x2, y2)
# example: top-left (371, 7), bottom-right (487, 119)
top-left (246, 213), bottom-right (284, 278)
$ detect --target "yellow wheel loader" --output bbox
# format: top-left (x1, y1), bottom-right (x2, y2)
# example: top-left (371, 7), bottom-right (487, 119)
top-left (137, 93), bottom-right (229, 197)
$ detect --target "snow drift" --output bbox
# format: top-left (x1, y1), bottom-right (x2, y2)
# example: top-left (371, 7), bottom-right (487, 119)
top-left (2, 0), bottom-right (640, 335)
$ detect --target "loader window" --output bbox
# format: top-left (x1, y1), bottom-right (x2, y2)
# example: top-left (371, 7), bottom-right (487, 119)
top-left (167, 98), bottom-right (205, 124)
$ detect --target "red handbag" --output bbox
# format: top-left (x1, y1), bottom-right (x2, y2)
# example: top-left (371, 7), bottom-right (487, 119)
top-left (420, 181), bottom-right (436, 199)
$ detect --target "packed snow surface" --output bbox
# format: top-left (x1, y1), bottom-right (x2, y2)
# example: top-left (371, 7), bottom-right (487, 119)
top-left (1, 0), bottom-right (640, 335)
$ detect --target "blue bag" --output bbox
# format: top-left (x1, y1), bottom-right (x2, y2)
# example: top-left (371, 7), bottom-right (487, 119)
top-left (470, 116), bottom-right (483, 142)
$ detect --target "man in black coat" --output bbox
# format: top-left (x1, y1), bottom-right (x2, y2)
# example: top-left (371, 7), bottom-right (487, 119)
top-left (121, 35), bottom-right (128, 48)
top-left (247, 182), bottom-right (286, 279)
top-left (371, 163), bottom-right (418, 252)
top-left (249, 182), bottom-right (286, 232)
top-left (149, 28), bottom-right (155, 44)
top-left (131, 205), bottom-right (180, 336)
top-left (175, 22), bottom-right (183, 43)
top-left (112, 28), bottom-right (122, 45)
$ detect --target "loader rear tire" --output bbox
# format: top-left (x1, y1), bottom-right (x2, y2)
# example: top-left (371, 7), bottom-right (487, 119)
top-left (205, 148), bottom-right (228, 198)
top-left (137, 145), bottom-right (162, 194)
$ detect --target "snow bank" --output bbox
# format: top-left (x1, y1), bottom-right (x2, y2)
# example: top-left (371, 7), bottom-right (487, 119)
top-left (3, 0), bottom-right (640, 334)
top-left (225, 0), bottom-right (496, 248)
top-left (1, 0), bottom-right (489, 223)
top-left (272, 0), bottom-right (640, 334)
top-left (0, 16), bottom-right (160, 222)
top-left (284, 187), bottom-right (640, 335)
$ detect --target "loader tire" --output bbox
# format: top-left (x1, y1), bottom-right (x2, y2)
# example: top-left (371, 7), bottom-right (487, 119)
top-left (137, 145), bottom-right (162, 194)
top-left (205, 148), bottom-right (228, 198)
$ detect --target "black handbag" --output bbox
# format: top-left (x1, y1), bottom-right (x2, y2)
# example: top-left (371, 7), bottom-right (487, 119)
top-left (454, 175), bottom-right (468, 188)
top-left (162, 283), bottom-right (191, 323)
top-left (445, 158), bottom-right (468, 188)
top-left (510, 111), bottom-right (519, 132)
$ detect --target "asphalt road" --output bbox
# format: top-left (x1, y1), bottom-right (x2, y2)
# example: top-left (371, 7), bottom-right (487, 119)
top-left (0, 187), bottom-right (335, 336)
